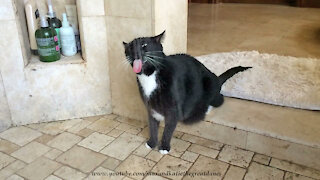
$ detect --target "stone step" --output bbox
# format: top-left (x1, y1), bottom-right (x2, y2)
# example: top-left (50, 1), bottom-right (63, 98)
top-left (175, 97), bottom-right (320, 171)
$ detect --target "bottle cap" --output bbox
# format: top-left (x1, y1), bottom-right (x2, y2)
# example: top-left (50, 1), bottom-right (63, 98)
top-left (47, 0), bottom-right (56, 18)
top-left (62, 13), bottom-right (70, 27)
top-left (40, 16), bottom-right (49, 27)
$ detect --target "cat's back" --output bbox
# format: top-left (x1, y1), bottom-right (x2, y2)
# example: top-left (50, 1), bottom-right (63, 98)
top-left (167, 53), bottom-right (212, 75)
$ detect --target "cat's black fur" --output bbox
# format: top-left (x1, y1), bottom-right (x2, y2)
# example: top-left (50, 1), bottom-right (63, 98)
top-left (123, 31), bottom-right (251, 153)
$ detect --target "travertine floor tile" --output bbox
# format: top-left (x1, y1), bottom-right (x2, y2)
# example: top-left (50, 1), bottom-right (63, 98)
top-left (223, 165), bottom-right (246, 180)
top-left (0, 169), bottom-right (14, 180)
top-left (35, 134), bottom-right (55, 144)
top-left (144, 176), bottom-right (168, 180)
top-left (58, 119), bottom-right (83, 131)
top-left (100, 132), bottom-right (145, 160)
top-left (107, 129), bottom-right (124, 138)
top-left (181, 151), bottom-right (199, 163)
top-left (2, 114), bottom-right (319, 180)
top-left (87, 117), bottom-right (120, 134)
top-left (244, 162), bottom-right (284, 180)
top-left (252, 154), bottom-right (271, 165)
top-left (284, 172), bottom-right (314, 180)
top-left (82, 115), bottom-right (105, 122)
top-left (270, 158), bottom-right (320, 179)
top-left (36, 122), bottom-right (64, 136)
top-left (101, 157), bottom-right (121, 170)
top-left (45, 175), bottom-right (62, 180)
top-left (170, 138), bottom-right (191, 158)
top-left (137, 127), bottom-right (149, 138)
top-left (44, 149), bottom-right (63, 160)
top-left (0, 139), bottom-right (20, 154)
top-left (0, 152), bottom-right (16, 169)
top-left (89, 166), bottom-right (125, 180)
top-left (218, 145), bottom-right (254, 168)
top-left (0, 160), bottom-right (26, 179)
top-left (56, 146), bottom-right (106, 173)
top-left (152, 155), bottom-right (192, 180)
top-left (78, 132), bottom-right (115, 152)
top-left (26, 123), bottom-right (46, 131)
top-left (133, 143), bottom-right (152, 157)
top-left (37, 119), bottom-right (82, 136)
top-left (184, 155), bottom-right (228, 180)
top-left (115, 155), bottom-right (155, 180)
top-left (76, 128), bottom-right (94, 137)
top-left (11, 141), bottom-right (51, 163)
top-left (47, 132), bottom-right (82, 151)
top-left (146, 150), bottom-right (164, 162)
top-left (123, 177), bottom-right (135, 180)
top-left (53, 165), bottom-right (86, 180)
top-left (116, 123), bottom-right (142, 135)
top-left (4, 160), bottom-right (26, 172)
top-left (115, 116), bottom-right (147, 128)
top-left (188, 144), bottom-right (219, 158)
top-left (67, 120), bottom-right (92, 133)
top-left (181, 134), bottom-right (223, 150)
top-left (17, 157), bottom-right (61, 180)
top-left (0, 126), bottom-right (42, 146)
top-left (6, 174), bottom-right (24, 180)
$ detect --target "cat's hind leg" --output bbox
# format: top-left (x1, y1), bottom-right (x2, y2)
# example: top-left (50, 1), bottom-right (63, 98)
top-left (206, 105), bottom-right (213, 115)
top-left (210, 94), bottom-right (224, 107)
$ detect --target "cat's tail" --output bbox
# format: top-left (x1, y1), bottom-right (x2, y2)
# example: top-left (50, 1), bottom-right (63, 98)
top-left (218, 66), bottom-right (252, 85)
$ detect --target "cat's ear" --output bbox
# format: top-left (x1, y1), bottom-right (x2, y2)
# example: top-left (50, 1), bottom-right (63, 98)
top-left (123, 41), bottom-right (128, 47)
top-left (154, 30), bottom-right (165, 43)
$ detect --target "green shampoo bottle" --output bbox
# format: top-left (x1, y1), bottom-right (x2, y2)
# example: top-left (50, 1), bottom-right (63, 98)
top-left (35, 16), bottom-right (61, 62)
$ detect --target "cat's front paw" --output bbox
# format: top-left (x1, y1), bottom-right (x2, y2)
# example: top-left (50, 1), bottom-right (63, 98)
top-left (159, 149), bottom-right (169, 155)
top-left (159, 145), bottom-right (170, 154)
top-left (146, 140), bottom-right (157, 149)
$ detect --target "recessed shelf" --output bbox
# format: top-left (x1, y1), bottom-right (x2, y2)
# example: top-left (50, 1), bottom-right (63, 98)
top-left (26, 53), bottom-right (84, 69)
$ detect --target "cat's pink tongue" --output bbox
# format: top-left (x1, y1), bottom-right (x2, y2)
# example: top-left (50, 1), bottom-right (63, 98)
top-left (133, 59), bottom-right (142, 73)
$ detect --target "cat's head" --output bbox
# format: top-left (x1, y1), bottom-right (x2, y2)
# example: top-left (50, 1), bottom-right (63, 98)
top-left (123, 31), bottom-right (165, 74)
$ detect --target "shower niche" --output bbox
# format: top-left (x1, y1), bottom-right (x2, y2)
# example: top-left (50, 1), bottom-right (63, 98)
top-left (16, 0), bottom-right (83, 66)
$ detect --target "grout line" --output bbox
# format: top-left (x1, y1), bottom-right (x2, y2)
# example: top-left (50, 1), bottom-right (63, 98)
top-left (221, 164), bottom-right (231, 180)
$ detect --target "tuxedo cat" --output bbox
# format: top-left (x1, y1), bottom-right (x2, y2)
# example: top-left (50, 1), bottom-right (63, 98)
top-left (123, 31), bottom-right (251, 154)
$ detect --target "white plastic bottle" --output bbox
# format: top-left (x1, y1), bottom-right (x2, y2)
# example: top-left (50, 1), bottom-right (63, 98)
top-left (25, 0), bottom-right (39, 54)
top-left (60, 13), bottom-right (77, 56)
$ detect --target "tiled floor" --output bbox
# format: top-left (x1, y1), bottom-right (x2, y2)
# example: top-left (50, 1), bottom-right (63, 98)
top-left (188, 3), bottom-right (320, 58)
top-left (1, 114), bottom-right (320, 180)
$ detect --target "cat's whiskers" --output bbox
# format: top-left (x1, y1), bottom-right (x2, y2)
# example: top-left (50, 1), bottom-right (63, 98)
top-left (145, 51), bottom-right (163, 54)
top-left (118, 58), bottom-right (131, 70)
top-left (145, 55), bottom-right (165, 60)
top-left (145, 55), bottom-right (165, 66)
top-left (144, 56), bottom-right (164, 68)
top-left (144, 57), bottom-right (159, 68)
top-left (144, 56), bottom-right (159, 66)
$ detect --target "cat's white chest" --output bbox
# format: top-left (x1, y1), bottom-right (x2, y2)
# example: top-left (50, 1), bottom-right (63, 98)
top-left (137, 71), bottom-right (158, 98)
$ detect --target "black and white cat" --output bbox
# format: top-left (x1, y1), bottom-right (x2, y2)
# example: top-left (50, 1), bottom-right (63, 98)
top-left (123, 31), bottom-right (251, 154)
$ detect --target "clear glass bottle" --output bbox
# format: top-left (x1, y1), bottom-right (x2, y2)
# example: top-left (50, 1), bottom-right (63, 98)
top-left (47, 0), bottom-right (62, 48)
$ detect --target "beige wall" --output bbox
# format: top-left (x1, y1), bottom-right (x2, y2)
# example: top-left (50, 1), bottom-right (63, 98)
top-left (0, 72), bottom-right (11, 132)
top-left (106, 0), bottom-right (188, 121)
top-left (0, 0), bottom-right (112, 127)
top-left (0, 0), bottom-right (188, 130)
top-left (106, 0), bottom-right (153, 121)
top-left (154, 0), bottom-right (188, 55)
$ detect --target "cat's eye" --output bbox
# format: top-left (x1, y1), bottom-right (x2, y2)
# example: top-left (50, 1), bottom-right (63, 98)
top-left (142, 43), bottom-right (147, 48)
